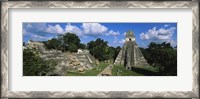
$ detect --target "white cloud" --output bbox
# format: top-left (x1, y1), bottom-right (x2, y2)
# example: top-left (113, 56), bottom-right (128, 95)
top-left (119, 39), bottom-right (125, 44)
top-left (31, 34), bottom-right (46, 39)
top-left (123, 32), bottom-right (126, 36)
top-left (105, 30), bottom-right (120, 44)
top-left (46, 24), bottom-right (64, 34)
top-left (140, 26), bottom-right (176, 40)
top-left (23, 23), bottom-right (121, 39)
top-left (65, 23), bottom-right (83, 36)
top-left (140, 26), bottom-right (176, 47)
top-left (24, 23), bottom-right (125, 44)
top-left (158, 27), bottom-right (175, 36)
top-left (164, 24), bottom-right (170, 27)
top-left (82, 23), bottom-right (108, 35)
top-left (24, 23), bottom-right (65, 35)
top-left (23, 23), bottom-right (61, 41)
top-left (106, 30), bottom-right (120, 36)
top-left (64, 23), bottom-right (109, 37)
top-left (140, 32), bottom-right (150, 40)
top-left (169, 39), bottom-right (177, 47)
top-left (113, 36), bottom-right (118, 43)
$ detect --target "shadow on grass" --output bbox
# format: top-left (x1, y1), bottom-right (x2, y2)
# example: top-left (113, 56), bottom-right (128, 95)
top-left (131, 67), bottom-right (160, 76)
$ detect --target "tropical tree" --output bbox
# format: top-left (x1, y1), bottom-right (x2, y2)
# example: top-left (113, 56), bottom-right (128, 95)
top-left (79, 43), bottom-right (87, 49)
top-left (62, 33), bottom-right (81, 52)
top-left (87, 38), bottom-right (121, 62)
top-left (44, 38), bottom-right (62, 50)
top-left (68, 43), bottom-right (78, 52)
top-left (43, 33), bottom-right (81, 52)
top-left (87, 38), bottom-right (108, 61)
top-left (23, 48), bottom-right (57, 76)
top-left (140, 42), bottom-right (177, 76)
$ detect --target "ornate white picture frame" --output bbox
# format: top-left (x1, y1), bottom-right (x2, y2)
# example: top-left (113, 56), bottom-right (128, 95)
top-left (1, 1), bottom-right (199, 98)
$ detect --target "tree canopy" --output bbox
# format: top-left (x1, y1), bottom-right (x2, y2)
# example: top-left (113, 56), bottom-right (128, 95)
top-left (140, 42), bottom-right (177, 76)
top-left (87, 38), bottom-right (121, 62)
top-left (23, 48), bottom-right (57, 76)
top-left (44, 38), bottom-right (61, 50)
top-left (43, 33), bottom-right (81, 52)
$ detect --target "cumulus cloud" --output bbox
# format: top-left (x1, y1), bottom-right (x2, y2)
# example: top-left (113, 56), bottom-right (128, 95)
top-left (23, 23), bottom-right (119, 37)
top-left (65, 23), bottom-right (83, 36)
top-left (23, 23), bottom-right (61, 41)
top-left (158, 27), bottom-right (175, 36)
top-left (140, 33), bottom-right (149, 40)
top-left (23, 23), bottom-right (123, 43)
top-left (140, 26), bottom-right (176, 47)
top-left (64, 23), bottom-right (120, 37)
top-left (119, 39), bottom-right (125, 44)
top-left (169, 39), bottom-right (177, 47)
top-left (140, 27), bottom-right (176, 40)
top-left (46, 24), bottom-right (64, 34)
top-left (106, 30), bottom-right (120, 36)
top-left (23, 23), bottom-right (65, 35)
top-left (64, 23), bottom-right (112, 37)
top-left (82, 23), bottom-right (108, 36)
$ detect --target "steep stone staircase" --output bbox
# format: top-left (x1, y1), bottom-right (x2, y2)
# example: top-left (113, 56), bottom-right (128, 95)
top-left (114, 49), bottom-right (123, 65)
top-left (76, 50), bottom-right (96, 69)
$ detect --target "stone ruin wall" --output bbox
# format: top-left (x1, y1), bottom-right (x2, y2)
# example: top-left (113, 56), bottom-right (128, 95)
top-left (114, 30), bottom-right (148, 68)
top-left (24, 41), bottom-right (96, 75)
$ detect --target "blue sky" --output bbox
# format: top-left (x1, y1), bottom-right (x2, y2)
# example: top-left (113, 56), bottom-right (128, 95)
top-left (23, 23), bottom-right (177, 48)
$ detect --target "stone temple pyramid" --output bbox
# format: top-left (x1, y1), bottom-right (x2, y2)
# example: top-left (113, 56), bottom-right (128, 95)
top-left (114, 30), bottom-right (148, 69)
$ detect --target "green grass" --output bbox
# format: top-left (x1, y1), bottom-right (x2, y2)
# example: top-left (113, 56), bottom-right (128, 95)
top-left (65, 62), bottom-right (159, 76)
top-left (112, 65), bottom-right (159, 76)
top-left (64, 62), bottom-right (109, 76)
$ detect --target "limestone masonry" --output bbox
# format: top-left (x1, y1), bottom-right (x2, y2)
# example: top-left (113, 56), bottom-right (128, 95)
top-left (24, 40), bottom-right (96, 75)
top-left (114, 30), bottom-right (148, 69)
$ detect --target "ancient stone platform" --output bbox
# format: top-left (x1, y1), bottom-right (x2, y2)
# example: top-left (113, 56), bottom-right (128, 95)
top-left (114, 30), bottom-right (148, 69)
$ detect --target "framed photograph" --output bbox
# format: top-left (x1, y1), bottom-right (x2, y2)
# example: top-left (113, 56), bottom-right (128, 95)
top-left (1, 1), bottom-right (199, 98)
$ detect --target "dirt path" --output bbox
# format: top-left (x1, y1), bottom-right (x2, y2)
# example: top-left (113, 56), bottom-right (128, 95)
top-left (97, 64), bottom-right (113, 76)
